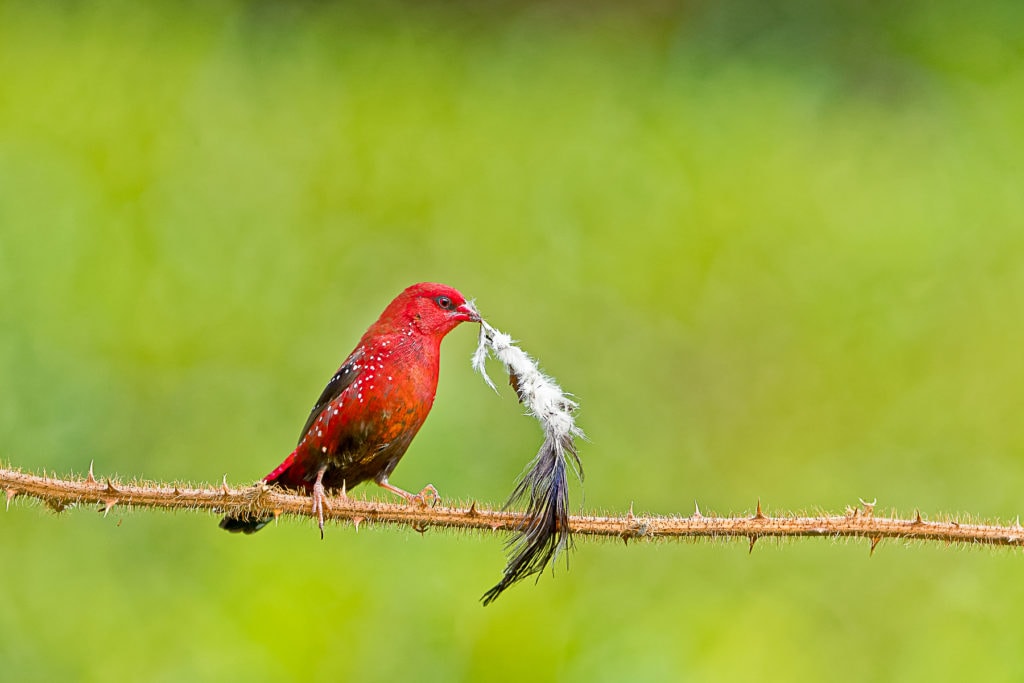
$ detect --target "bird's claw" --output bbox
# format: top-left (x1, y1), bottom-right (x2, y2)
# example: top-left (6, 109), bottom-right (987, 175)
top-left (312, 478), bottom-right (330, 539)
top-left (377, 479), bottom-right (439, 507)
top-left (410, 484), bottom-right (440, 508)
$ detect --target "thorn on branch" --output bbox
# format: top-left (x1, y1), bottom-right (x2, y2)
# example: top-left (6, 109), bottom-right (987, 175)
top-left (5, 488), bottom-right (18, 510)
top-left (913, 509), bottom-right (923, 525)
top-left (693, 500), bottom-right (703, 519)
top-left (620, 528), bottom-right (648, 545)
top-left (352, 516), bottom-right (364, 532)
top-left (86, 461), bottom-right (96, 484)
top-left (753, 499), bottom-right (767, 520)
top-left (620, 513), bottom-right (650, 545)
top-left (468, 501), bottom-right (478, 517)
top-left (748, 534), bottom-right (759, 553)
top-left (104, 479), bottom-right (119, 495)
top-left (221, 475), bottom-right (230, 496)
top-left (100, 499), bottom-right (117, 517)
top-left (870, 537), bottom-right (881, 556)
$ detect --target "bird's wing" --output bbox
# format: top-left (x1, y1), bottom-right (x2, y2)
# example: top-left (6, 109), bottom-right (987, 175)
top-left (297, 348), bottom-right (365, 444)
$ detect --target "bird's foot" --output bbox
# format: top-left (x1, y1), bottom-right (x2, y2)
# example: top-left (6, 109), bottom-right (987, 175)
top-left (311, 483), bottom-right (327, 540)
top-left (411, 484), bottom-right (440, 508)
top-left (378, 480), bottom-right (440, 508)
top-left (311, 466), bottom-right (331, 539)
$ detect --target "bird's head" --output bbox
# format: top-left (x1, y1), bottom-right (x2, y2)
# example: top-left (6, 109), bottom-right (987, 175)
top-left (376, 282), bottom-right (481, 338)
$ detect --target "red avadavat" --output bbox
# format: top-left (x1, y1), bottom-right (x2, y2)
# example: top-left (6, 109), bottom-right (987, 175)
top-left (220, 282), bottom-right (480, 536)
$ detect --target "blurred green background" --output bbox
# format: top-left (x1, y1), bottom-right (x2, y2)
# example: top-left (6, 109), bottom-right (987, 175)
top-left (3, 0), bottom-right (1024, 680)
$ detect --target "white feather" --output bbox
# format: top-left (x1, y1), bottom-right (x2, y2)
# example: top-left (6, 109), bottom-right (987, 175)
top-left (472, 320), bottom-right (584, 443)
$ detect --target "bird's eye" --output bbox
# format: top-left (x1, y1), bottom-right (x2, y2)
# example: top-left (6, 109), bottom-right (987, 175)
top-left (435, 295), bottom-right (454, 310)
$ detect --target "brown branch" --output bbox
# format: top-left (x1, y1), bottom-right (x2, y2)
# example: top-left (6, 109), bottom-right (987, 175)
top-left (3, 464), bottom-right (1024, 551)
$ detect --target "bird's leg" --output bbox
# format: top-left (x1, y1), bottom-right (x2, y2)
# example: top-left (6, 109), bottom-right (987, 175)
top-left (311, 465), bottom-right (329, 539)
top-left (377, 478), bottom-right (440, 508)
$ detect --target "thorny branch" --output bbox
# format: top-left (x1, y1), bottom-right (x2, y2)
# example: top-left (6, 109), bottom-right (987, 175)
top-left (4, 465), bottom-right (1024, 552)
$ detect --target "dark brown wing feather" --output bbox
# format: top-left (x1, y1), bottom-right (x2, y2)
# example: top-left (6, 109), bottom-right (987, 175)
top-left (297, 349), bottom-right (364, 444)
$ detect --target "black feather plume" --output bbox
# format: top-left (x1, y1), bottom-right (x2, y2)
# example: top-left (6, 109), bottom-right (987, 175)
top-left (481, 424), bottom-right (583, 604)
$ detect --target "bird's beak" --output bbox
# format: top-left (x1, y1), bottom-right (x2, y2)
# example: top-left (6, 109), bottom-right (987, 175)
top-left (458, 300), bottom-right (483, 323)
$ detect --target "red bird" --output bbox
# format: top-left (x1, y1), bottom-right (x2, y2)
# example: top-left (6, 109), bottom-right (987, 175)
top-left (220, 282), bottom-right (480, 536)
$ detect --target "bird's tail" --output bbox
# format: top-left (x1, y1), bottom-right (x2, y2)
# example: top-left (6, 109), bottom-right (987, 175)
top-left (219, 513), bottom-right (273, 534)
top-left (219, 449), bottom-right (300, 534)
